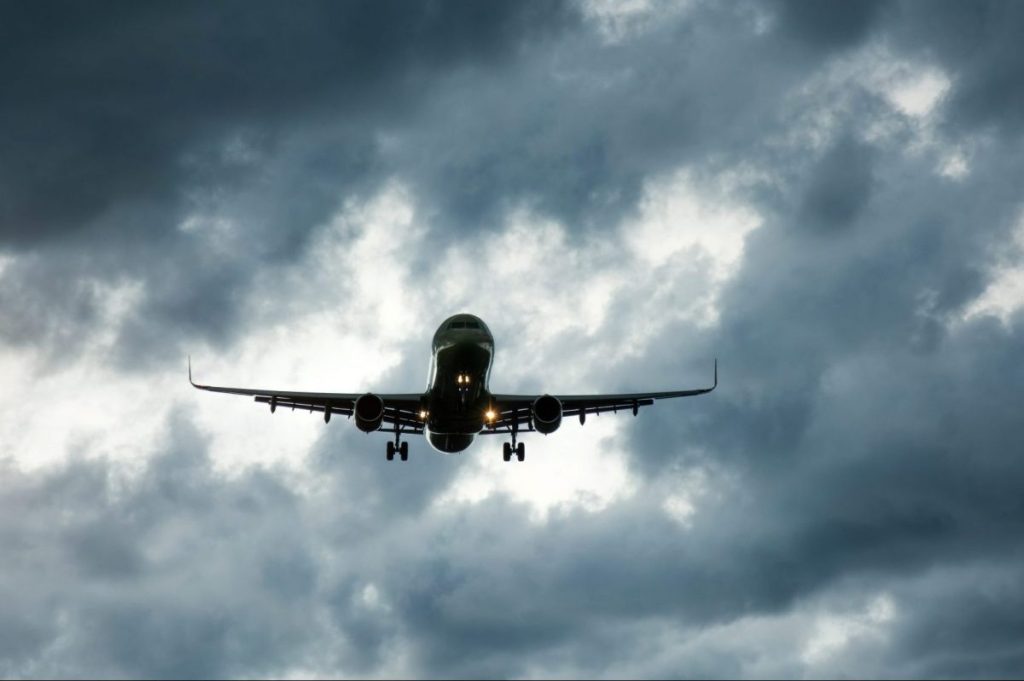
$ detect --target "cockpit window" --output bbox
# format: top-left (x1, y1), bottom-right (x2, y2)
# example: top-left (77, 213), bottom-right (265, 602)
top-left (447, 319), bottom-right (481, 330)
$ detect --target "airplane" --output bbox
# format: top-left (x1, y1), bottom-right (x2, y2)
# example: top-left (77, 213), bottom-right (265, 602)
top-left (189, 313), bottom-right (717, 462)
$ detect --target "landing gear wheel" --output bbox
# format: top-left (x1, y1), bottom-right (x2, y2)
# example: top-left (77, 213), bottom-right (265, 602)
top-left (516, 442), bottom-right (525, 462)
top-left (386, 441), bottom-right (395, 461)
top-left (400, 441), bottom-right (408, 461)
top-left (502, 442), bottom-right (512, 462)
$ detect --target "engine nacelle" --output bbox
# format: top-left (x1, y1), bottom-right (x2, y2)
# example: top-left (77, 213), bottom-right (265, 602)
top-left (354, 393), bottom-right (385, 433)
top-left (532, 394), bottom-right (562, 434)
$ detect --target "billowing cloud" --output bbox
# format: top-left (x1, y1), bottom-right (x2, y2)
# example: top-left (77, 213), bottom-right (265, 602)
top-left (2, 1), bottom-right (1024, 678)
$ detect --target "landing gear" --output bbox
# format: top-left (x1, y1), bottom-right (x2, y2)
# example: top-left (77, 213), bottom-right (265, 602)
top-left (386, 425), bottom-right (409, 462)
top-left (502, 431), bottom-right (526, 462)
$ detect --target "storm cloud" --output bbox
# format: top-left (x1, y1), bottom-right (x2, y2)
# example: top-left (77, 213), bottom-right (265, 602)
top-left (2, 1), bottom-right (1024, 678)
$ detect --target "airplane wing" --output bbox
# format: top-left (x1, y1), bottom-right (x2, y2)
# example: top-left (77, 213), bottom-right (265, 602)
top-left (483, 360), bottom-right (717, 434)
top-left (188, 359), bottom-right (425, 432)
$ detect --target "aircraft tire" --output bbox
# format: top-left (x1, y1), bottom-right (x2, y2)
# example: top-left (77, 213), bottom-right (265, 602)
top-left (400, 441), bottom-right (408, 461)
top-left (502, 442), bottom-right (511, 462)
top-left (386, 441), bottom-right (395, 461)
top-left (516, 442), bottom-right (525, 462)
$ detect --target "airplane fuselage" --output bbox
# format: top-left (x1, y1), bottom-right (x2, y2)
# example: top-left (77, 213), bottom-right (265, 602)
top-left (424, 314), bottom-right (496, 453)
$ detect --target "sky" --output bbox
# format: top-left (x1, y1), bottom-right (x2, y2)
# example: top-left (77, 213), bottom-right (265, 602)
top-left (1, 0), bottom-right (1024, 678)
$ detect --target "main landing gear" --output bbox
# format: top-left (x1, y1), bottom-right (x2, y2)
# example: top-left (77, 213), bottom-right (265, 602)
top-left (502, 441), bottom-right (525, 462)
top-left (386, 440), bottom-right (409, 461)
top-left (386, 419), bottom-right (408, 461)
top-left (502, 418), bottom-right (525, 462)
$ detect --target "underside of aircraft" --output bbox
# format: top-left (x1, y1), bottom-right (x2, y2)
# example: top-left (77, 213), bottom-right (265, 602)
top-left (190, 313), bottom-right (716, 461)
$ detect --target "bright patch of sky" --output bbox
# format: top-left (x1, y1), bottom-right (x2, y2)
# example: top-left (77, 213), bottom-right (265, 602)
top-left (660, 466), bottom-right (712, 527)
top-left (826, 46), bottom-right (951, 122)
top-left (0, 168), bottom-right (752, 516)
top-left (879, 67), bottom-right (950, 119)
top-left (524, 591), bottom-right (899, 678)
top-left (801, 593), bottom-right (897, 666)
top-left (436, 415), bottom-right (636, 522)
top-left (417, 170), bottom-right (758, 518)
top-left (190, 165), bottom-right (753, 509)
top-left (624, 168), bottom-right (762, 288)
top-left (580, 0), bottom-right (694, 44)
top-left (778, 45), bottom-right (968, 182)
top-left (961, 209), bottom-right (1024, 326)
top-left (0, 279), bottom-right (155, 473)
top-left (193, 182), bottom-right (427, 473)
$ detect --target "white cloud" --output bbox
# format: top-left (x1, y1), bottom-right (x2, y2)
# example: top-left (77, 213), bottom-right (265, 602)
top-left (525, 591), bottom-right (899, 679)
top-left (963, 266), bottom-right (1024, 325)
top-left (2, 169), bottom-right (753, 501)
top-left (961, 210), bottom-right (1024, 326)
top-left (0, 251), bottom-right (13, 278)
top-left (882, 68), bottom-right (950, 119)
top-left (801, 593), bottom-right (897, 666)
top-left (623, 168), bottom-right (762, 325)
top-left (412, 169), bottom-right (757, 516)
top-left (192, 181), bottom-right (429, 473)
top-left (436, 416), bottom-right (637, 522)
top-left (0, 183), bottom-right (433, 476)
top-left (0, 278), bottom-right (155, 473)
top-left (357, 583), bottom-right (388, 612)
top-left (660, 467), bottom-right (711, 528)
top-left (775, 45), bottom-right (959, 177)
top-left (938, 148), bottom-right (971, 180)
top-left (579, 0), bottom-right (693, 44)
top-left (825, 46), bottom-right (951, 121)
top-left (0, 164), bottom-right (754, 520)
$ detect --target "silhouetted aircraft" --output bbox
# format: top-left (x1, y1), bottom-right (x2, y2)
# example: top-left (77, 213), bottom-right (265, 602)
top-left (190, 313), bottom-right (716, 461)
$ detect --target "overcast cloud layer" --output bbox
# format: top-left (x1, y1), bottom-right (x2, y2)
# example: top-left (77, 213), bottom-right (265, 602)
top-left (2, 1), bottom-right (1024, 678)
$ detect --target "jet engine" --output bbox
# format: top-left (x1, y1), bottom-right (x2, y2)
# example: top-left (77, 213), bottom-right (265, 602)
top-left (532, 394), bottom-right (562, 434)
top-left (354, 393), bottom-right (385, 433)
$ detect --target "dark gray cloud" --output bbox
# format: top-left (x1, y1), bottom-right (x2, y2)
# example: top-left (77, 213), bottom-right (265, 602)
top-left (2, 0), bottom-right (1024, 678)
top-left (0, 0), bottom-right (575, 245)
top-left (0, 412), bottom-right (320, 678)
top-left (0, 0), bottom-right (577, 365)
top-left (889, 561), bottom-right (1024, 677)
top-left (799, 135), bottom-right (876, 232)
top-left (891, 1), bottom-right (1024, 135)
top-left (774, 0), bottom-right (886, 53)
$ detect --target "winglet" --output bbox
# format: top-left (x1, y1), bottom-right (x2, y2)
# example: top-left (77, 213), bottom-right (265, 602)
top-left (188, 355), bottom-right (196, 387)
top-left (713, 358), bottom-right (718, 389)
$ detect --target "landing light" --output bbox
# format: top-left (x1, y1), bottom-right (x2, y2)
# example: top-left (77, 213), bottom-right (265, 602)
top-left (485, 409), bottom-right (496, 421)
top-left (419, 410), bottom-right (428, 419)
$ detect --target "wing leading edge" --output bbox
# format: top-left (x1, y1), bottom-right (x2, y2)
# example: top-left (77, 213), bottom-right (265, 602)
top-left (484, 359), bottom-right (717, 433)
top-left (188, 357), bottom-right (425, 432)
